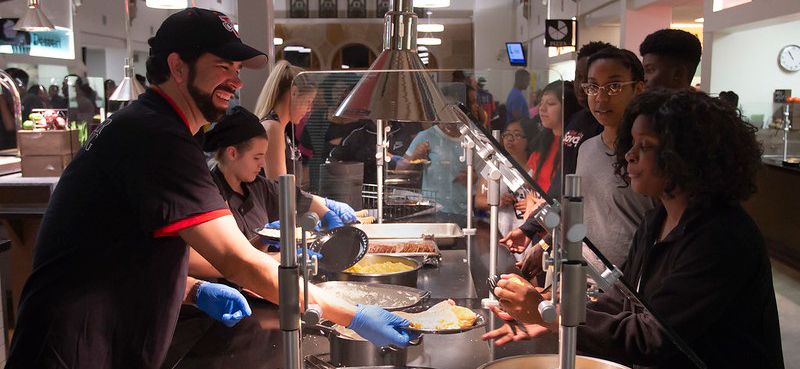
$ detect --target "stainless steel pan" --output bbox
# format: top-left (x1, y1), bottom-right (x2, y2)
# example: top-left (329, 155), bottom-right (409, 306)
top-left (476, 354), bottom-right (630, 369)
top-left (325, 255), bottom-right (422, 288)
top-left (314, 281), bottom-right (430, 311)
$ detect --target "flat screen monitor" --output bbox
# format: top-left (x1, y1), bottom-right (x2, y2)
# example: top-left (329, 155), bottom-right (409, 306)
top-left (506, 42), bottom-right (526, 67)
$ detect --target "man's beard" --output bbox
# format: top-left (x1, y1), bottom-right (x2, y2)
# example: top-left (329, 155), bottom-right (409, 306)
top-left (187, 65), bottom-right (231, 122)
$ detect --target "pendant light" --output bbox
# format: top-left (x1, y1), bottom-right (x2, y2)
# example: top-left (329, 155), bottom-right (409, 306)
top-left (145, 0), bottom-right (188, 9)
top-left (14, 0), bottom-right (55, 32)
top-left (110, 0), bottom-right (145, 101)
top-left (333, 0), bottom-right (459, 123)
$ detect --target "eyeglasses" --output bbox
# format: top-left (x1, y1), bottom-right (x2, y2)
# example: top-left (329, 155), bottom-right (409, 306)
top-left (501, 133), bottom-right (526, 140)
top-left (581, 81), bottom-right (638, 96)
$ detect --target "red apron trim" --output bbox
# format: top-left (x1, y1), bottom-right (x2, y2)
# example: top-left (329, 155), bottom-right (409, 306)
top-left (154, 208), bottom-right (232, 238)
top-left (150, 87), bottom-right (192, 131)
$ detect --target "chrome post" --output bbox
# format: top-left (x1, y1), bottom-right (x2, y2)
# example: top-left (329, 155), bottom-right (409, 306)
top-left (482, 167), bottom-right (502, 308)
top-left (376, 119), bottom-right (385, 223)
top-left (460, 136), bottom-right (476, 266)
top-left (279, 175), bottom-right (301, 369)
top-left (783, 103), bottom-right (791, 162)
top-left (558, 175), bottom-right (587, 369)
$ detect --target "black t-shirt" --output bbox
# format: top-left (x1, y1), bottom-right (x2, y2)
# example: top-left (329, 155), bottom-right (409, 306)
top-left (562, 109), bottom-right (603, 175)
top-left (6, 89), bottom-right (230, 369)
top-left (263, 111), bottom-right (304, 183)
top-left (211, 167), bottom-right (313, 239)
top-left (328, 122), bottom-right (420, 184)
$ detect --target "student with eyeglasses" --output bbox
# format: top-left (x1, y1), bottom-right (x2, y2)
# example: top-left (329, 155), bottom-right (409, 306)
top-left (575, 46), bottom-right (660, 269)
top-left (476, 118), bottom-right (538, 260)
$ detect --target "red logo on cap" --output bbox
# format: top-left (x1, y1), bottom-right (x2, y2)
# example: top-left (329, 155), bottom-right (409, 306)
top-left (219, 15), bottom-right (239, 38)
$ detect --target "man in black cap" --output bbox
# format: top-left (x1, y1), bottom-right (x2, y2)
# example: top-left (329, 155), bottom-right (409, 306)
top-left (6, 8), bottom-right (412, 369)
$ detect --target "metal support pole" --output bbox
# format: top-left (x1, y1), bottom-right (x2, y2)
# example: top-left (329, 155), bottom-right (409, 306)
top-left (376, 119), bottom-right (385, 223)
top-left (279, 175), bottom-right (301, 369)
top-left (783, 104), bottom-right (791, 162)
top-left (460, 136), bottom-right (476, 266)
top-left (558, 175), bottom-right (587, 369)
top-left (482, 168), bottom-right (502, 308)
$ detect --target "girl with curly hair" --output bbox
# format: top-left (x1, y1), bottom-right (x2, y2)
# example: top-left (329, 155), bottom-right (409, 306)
top-left (484, 89), bottom-right (784, 368)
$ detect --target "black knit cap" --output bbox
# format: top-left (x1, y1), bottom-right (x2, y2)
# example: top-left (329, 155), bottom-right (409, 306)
top-left (148, 7), bottom-right (267, 69)
top-left (203, 106), bottom-right (266, 152)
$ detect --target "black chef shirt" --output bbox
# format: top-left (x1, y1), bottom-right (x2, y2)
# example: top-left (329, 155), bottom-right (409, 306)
top-left (577, 202), bottom-right (784, 368)
top-left (328, 121), bottom-right (419, 184)
top-left (6, 88), bottom-right (230, 369)
top-left (210, 167), bottom-right (313, 239)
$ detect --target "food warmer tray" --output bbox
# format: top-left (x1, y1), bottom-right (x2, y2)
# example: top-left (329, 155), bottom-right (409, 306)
top-left (314, 281), bottom-right (430, 311)
top-left (352, 223), bottom-right (464, 246)
top-left (366, 238), bottom-right (442, 265)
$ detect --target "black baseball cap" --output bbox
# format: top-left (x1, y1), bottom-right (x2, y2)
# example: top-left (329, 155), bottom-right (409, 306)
top-left (149, 8), bottom-right (267, 69)
top-left (203, 106), bottom-right (267, 152)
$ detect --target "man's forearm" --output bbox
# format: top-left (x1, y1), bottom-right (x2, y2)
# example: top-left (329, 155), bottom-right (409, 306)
top-left (181, 216), bottom-right (357, 327)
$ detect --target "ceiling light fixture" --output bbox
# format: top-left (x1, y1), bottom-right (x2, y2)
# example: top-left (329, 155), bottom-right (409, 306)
top-left (417, 23), bottom-right (444, 32)
top-left (671, 23), bottom-right (703, 28)
top-left (14, 0), bottom-right (55, 32)
top-left (274, 37), bottom-right (284, 45)
top-left (110, 0), bottom-right (145, 101)
top-left (695, 18), bottom-right (704, 22)
top-left (417, 37), bottom-right (441, 46)
top-left (413, 0), bottom-right (449, 8)
top-left (145, 0), bottom-right (188, 9)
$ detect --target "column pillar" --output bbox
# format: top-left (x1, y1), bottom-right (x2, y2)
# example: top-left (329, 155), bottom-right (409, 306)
top-left (238, 0), bottom-right (275, 111)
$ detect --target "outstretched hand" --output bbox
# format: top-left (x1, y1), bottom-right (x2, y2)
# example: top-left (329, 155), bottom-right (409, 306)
top-left (481, 305), bottom-right (551, 346)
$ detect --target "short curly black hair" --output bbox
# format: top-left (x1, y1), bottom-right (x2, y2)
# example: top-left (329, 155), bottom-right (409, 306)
top-left (587, 47), bottom-right (645, 82)
top-left (639, 29), bottom-right (702, 76)
top-left (577, 41), bottom-right (614, 60)
top-left (613, 89), bottom-right (763, 206)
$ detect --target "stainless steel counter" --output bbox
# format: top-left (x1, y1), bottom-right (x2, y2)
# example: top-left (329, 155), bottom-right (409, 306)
top-left (168, 238), bottom-right (555, 369)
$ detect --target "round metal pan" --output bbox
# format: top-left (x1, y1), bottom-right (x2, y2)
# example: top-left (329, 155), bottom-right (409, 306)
top-left (315, 281), bottom-right (430, 311)
top-left (399, 308), bottom-right (486, 335)
top-left (310, 226), bottom-right (369, 271)
top-left (476, 354), bottom-right (630, 369)
top-left (328, 255), bottom-right (422, 288)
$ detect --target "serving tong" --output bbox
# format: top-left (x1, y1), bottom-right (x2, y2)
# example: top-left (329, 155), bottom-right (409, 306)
top-left (486, 275), bottom-right (530, 335)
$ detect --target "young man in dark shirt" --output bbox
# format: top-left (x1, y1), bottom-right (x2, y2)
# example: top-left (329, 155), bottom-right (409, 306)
top-left (639, 29), bottom-right (702, 91)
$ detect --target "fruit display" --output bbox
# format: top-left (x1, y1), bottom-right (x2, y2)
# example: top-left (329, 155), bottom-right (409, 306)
top-left (22, 109), bottom-right (68, 131)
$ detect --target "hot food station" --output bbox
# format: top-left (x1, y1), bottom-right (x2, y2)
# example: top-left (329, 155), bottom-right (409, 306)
top-left (157, 1), bottom-right (706, 369)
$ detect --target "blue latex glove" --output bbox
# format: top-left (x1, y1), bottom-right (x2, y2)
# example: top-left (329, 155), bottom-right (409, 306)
top-left (347, 305), bottom-right (414, 348)
top-left (196, 282), bottom-right (252, 327)
top-left (389, 154), bottom-right (402, 164)
top-left (322, 210), bottom-right (344, 229)
top-left (325, 198), bottom-right (357, 224)
top-left (265, 220), bottom-right (281, 229)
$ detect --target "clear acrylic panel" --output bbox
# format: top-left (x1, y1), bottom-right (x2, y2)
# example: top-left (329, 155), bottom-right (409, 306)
top-left (289, 68), bottom-right (566, 227)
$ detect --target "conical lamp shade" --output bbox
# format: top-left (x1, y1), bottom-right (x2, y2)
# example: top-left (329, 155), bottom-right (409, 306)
top-left (14, 2), bottom-right (55, 32)
top-left (333, 49), bottom-right (459, 123)
top-left (333, 0), bottom-right (458, 123)
top-left (110, 76), bottom-right (146, 102)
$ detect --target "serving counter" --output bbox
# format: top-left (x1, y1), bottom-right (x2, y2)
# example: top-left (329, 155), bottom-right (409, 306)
top-left (165, 233), bottom-right (556, 369)
top-left (743, 156), bottom-right (800, 269)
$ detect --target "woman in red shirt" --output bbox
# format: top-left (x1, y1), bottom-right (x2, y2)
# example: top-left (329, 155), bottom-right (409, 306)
top-left (526, 80), bottom-right (579, 193)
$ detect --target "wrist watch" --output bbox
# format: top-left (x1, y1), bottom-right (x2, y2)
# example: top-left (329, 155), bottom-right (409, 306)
top-left (537, 238), bottom-right (551, 252)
